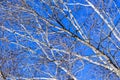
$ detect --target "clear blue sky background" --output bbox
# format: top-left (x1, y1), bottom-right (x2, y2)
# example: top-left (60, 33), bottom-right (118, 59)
top-left (0, 0), bottom-right (120, 80)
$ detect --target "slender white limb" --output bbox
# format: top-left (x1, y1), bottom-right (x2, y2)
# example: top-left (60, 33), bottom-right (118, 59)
top-left (52, 48), bottom-right (120, 77)
top-left (50, 0), bottom-right (89, 42)
top-left (64, 2), bottom-right (90, 7)
top-left (63, 3), bottom-right (89, 42)
top-left (0, 25), bottom-right (77, 80)
top-left (86, 0), bottom-right (120, 42)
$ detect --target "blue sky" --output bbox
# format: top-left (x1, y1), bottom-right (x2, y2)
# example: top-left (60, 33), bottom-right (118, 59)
top-left (0, 0), bottom-right (120, 80)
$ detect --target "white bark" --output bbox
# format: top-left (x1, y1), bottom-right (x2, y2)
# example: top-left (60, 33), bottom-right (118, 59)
top-left (86, 0), bottom-right (120, 42)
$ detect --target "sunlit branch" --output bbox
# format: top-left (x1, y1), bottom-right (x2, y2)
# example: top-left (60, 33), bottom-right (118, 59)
top-left (64, 2), bottom-right (90, 7)
top-left (86, 0), bottom-right (120, 42)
